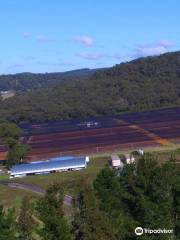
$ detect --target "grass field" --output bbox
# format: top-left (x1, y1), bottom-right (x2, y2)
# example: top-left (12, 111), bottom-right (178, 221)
top-left (0, 147), bottom-right (180, 208)
top-left (0, 184), bottom-right (38, 208)
top-left (0, 155), bottom-right (109, 207)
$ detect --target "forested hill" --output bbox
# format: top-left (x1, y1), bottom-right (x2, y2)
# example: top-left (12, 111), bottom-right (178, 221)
top-left (0, 51), bottom-right (180, 122)
top-left (0, 68), bottom-right (100, 91)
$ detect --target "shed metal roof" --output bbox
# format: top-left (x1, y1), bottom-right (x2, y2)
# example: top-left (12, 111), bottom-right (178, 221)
top-left (30, 156), bottom-right (76, 164)
top-left (11, 156), bottom-right (87, 175)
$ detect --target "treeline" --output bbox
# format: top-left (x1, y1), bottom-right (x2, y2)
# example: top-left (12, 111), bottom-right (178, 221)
top-left (1, 154), bottom-right (179, 239)
top-left (0, 68), bottom-right (98, 92)
top-left (0, 51), bottom-right (180, 122)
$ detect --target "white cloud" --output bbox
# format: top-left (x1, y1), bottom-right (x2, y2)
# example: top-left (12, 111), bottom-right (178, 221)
top-left (8, 64), bottom-right (24, 70)
top-left (36, 60), bottom-right (73, 66)
top-left (36, 35), bottom-right (54, 43)
top-left (78, 53), bottom-right (105, 60)
top-left (110, 53), bottom-right (122, 60)
top-left (12, 64), bottom-right (24, 68)
top-left (133, 40), bottom-right (174, 58)
top-left (157, 40), bottom-right (173, 48)
top-left (36, 61), bottom-right (49, 65)
top-left (24, 56), bottom-right (35, 61)
top-left (78, 52), bottom-right (125, 61)
top-left (22, 32), bottom-right (31, 38)
top-left (74, 35), bottom-right (94, 47)
top-left (52, 61), bottom-right (73, 66)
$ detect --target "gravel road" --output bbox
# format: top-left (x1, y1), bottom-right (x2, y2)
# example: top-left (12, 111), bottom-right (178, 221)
top-left (0, 180), bottom-right (73, 206)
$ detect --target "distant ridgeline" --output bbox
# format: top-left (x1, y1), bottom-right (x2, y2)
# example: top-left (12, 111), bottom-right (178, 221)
top-left (0, 68), bottom-right (100, 92)
top-left (0, 51), bottom-right (180, 122)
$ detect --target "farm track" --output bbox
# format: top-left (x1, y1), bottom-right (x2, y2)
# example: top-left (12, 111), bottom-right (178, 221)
top-left (1, 107), bottom-right (180, 160)
top-left (0, 181), bottom-right (73, 206)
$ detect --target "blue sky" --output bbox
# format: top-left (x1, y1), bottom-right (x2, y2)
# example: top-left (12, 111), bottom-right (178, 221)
top-left (0, 0), bottom-right (179, 74)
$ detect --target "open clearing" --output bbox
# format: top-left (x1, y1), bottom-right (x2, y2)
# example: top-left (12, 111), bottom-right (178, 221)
top-left (21, 107), bottom-right (180, 160)
top-left (1, 107), bottom-right (180, 161)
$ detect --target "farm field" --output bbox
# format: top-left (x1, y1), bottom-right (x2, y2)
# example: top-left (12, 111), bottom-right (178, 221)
top-left (1, 107), bottom-right (180, 161)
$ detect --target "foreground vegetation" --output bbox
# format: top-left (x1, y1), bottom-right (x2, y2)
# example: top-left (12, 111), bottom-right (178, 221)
top-left (0, 51), bottom-right (180, 122)
top-left (0, 152), bottom-right (179, 240)
top-left (0, 122), bottom-right (29, 168)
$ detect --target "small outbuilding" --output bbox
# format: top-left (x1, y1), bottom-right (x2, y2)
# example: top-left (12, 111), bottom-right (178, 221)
top-left (110, 155), bottom-right (124, 169)
top-left (125, 153), bottom-right (135, 164)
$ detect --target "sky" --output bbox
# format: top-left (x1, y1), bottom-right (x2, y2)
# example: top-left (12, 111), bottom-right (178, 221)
top-left (0, 0), bottom-right (180, 74)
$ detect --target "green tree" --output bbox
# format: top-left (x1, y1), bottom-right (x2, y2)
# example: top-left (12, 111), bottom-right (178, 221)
top-left (0, 122), bottom-right (29, 168)
top-left (94, 154), bottom-right (179, 240)
top-left (0, 123), bottom-right (21, 139)
top-left (17, 196), bottom-right (34, 240)
top-left (94, 166), bottom-right (138, 240)
top-left (134, 156), bottom-right (175, 230)
top-left (6, 143), bottom-right (29, 168)
top-left (0, 205), bottom-right (17, 240)
top-left (72, 183), bottom-right (115, 240)
top-left (36, 183), bottom-right (72, 240)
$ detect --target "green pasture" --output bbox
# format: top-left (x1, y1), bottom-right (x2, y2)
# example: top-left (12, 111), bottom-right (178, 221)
top-left (0, 147), bottom-right (180, 208)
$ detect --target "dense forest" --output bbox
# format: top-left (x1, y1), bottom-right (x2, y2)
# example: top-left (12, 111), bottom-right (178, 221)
top-left (0, 51), bottom-right (180, 122)
top-left (0, 68), bottom-right (99, 91)
top-left (0, 154), bottom-right (179, 239)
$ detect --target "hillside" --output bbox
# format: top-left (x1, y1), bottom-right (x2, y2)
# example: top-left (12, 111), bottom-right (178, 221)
top-left (0, 51), bottom-right (180, 122)
top-left (0, 68), bottom-right (100, 92)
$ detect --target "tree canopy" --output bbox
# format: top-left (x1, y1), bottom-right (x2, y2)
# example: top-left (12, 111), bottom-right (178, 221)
top-left (94, 155), bottom-right (179, 239)
top-left (0, 122), bottom-right (29, 167)
top-left (36, 183), bottom-right (72, 240)
top-left (0, 51), bottom-right (180, 122)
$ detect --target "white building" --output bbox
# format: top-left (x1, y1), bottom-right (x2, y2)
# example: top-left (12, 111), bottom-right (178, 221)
top-left (10, 156), bottom-right (89, 178)
top-left (125, 153), bottom-right (135, 164)
top-left (111, 155), bottom-right (124, 169)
